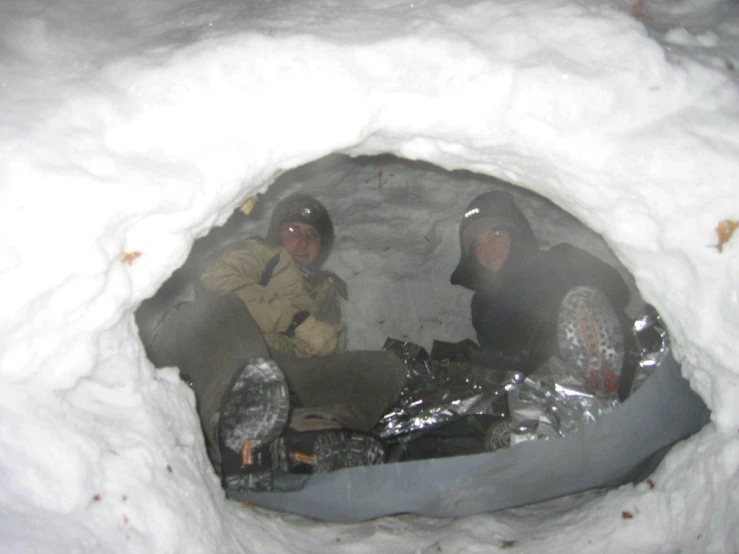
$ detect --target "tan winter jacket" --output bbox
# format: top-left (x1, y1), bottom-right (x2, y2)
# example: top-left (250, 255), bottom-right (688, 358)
top-left (199, 239), bottom-right (347, 357)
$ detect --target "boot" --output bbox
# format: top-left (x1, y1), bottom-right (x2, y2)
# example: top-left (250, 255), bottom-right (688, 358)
top-left (277, 430), bottom-right (387, 474)
top-left (556, 286), bottom-right (625, 395)
top-left (218, 357), bottom-right (290, 492)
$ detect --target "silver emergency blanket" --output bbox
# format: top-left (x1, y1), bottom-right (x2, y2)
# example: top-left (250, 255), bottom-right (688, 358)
top-left (376, 305), bottom-right (672, 448)
top-left (632, 304), bottom-right (670, 387)
top-left (376, 338), bottom-right (520, 440)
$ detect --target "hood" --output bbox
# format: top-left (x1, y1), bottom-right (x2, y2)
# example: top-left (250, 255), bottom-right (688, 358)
top-left (450, 190), bottom-right (538, 291)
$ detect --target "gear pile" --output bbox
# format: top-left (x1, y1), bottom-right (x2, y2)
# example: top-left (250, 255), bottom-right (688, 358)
top-left (377, 306), bottom-right (670, 453)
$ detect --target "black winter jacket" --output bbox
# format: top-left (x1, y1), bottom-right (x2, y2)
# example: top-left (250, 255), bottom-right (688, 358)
top-left (451, 191), bottom-right (630, 375)
top-left (469, 244), bottom-right (630, 374)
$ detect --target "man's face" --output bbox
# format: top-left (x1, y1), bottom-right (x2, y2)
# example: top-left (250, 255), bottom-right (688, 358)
top-left (280, 221), bottom-right (321, 267)
top-left (471, 228), bottom-right (511, 272)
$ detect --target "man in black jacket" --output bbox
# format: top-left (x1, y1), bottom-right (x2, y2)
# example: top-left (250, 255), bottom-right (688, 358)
top-left (451, 191), bottom-right (632, 397)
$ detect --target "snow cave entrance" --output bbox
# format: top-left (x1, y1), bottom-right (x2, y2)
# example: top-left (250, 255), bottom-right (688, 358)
top-left (135, 153), bottom-right (709, 520)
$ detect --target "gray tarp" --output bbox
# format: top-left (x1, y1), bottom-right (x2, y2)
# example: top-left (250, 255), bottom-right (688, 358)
top-left (233, 352), bottom-right (709, 521)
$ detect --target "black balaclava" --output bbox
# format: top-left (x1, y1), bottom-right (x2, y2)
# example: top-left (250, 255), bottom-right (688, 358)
top-left (266, 193), bottom-right (335, 270)
top-left (450, 190), bottom-right (538, 291)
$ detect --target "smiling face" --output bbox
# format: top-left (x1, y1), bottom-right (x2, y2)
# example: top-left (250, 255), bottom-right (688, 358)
top-left (471, 228), bottom-right (511, 272)
top-left (279, 221), bottom-right (321, 267)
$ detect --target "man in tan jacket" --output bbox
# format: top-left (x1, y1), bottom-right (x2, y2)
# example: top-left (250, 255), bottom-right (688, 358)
top-left (147, 194), bottom-right (407, 493)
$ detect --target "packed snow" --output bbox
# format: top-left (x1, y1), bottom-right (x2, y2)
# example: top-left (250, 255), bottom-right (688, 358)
top-left (1, 0), bottom-right (738, 552)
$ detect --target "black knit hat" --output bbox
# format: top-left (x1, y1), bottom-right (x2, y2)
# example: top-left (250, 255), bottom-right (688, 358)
top-left (266, 193), bottom-right (335, 269)
top-left (451, 190), bottom-right (537, 290)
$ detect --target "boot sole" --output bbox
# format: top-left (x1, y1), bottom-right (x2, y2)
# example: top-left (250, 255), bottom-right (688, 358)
top-left (314, 432), bottom-right (386, 473)
top-left (219, 357), bottom-right (290, 456)
top-left (556, 286), bottom-right (624, 394)
top-left (278, 431), bottom-right (387, 474)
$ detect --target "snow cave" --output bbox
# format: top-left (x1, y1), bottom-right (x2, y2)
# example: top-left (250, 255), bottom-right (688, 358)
top-left (3, 0), bottom-right (739, 550)
top-left (136, 154), bottom-right (709, 521)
